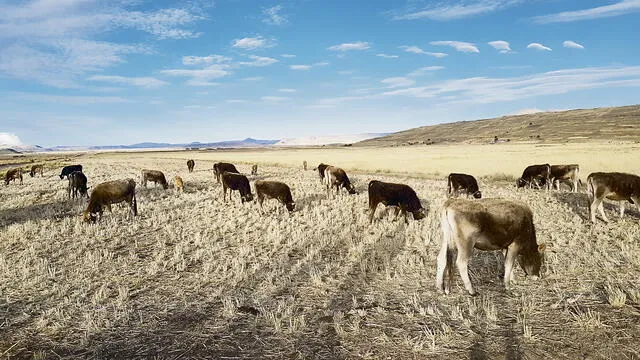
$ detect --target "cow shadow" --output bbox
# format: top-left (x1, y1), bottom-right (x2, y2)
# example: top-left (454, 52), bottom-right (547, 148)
top-left (295, 193), bottom-right (326, 209)
top-left (552, 192), bottom-right (640, 221)
top-left (0, 201), bottom-right (79, 227)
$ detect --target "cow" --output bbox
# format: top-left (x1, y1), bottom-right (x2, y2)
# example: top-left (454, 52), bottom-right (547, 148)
top-left (516, 164), bottom-right (551, 190)
top-left (303, 160), bottom-right (307, 171)
top-left (141, 169), bottom-right (169, 189)
top-left (4, 168), bottom-right (23, 185)
top-left (316, 163), bottom-right (329, 184)
top-left (255, 180), bottom-right (295, 212)
top-left (67, 171), bottom-right (88, 199)
top-left (368, 180), bottom-right (426, 223)
top-left (251, 164), bottom-right (258, 175)
top-left (436, 198), bottom-right (546, 296)
top-left (83, 179), bottom-right (137, 223)
top-left (550, 164), bottom-right (580, 192)
top-left (174, 176), bottom-right (184, 192)
top-left (324, 166), bottom-right (356, 196)
top-left (587, 172), bottom-right (640, 223)
top-left (213, 162), bottom-right (239, 183)
top-left (221, 172), bottom-right (253, 203)
top-left (187, 159), bottom-right (195, 173)
top-left (60, 165), bottom-right (83, 180)
top-left (447, 173), bottom-right (482, 199)
top-left (29, 164), bottom-right (44, 177)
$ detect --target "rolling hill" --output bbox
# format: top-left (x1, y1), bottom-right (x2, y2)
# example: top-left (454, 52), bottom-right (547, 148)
top-left (357, 105), bottom-right (640, 146)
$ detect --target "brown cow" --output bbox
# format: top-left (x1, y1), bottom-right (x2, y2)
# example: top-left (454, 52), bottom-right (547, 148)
top-left (303, 160), bottom-right (307, 171)
top-left (29, 164), bottom-right (44, 177)
top-left (437, 198), bottom-right (545, 296)
top-left (83, 179), bottom-right (137, 223)
top-left (213, 162), bottom-right (239, 183)
top-left (255, 180), bottom-right (295, 211)
top-left (187, 159), bottom-right (195, 173)
top-left (174, 176), bottom-right (184, 192)
top-left (251, 164), bottom-right (258, 175)
top-left (324, 166), bottom-right (356, 196)
top-left (4, 168), bottom-right (23, 185)
top-left (587, 172), bottom-right (640, 223)
top-left (368, 180), bottom-right (425, 223)
top-left (550, 164), bottom-right (580, 192)
top-left (68, 171), bottom-right (88, 199)
top-left (447, 173), bottom-right (481, 198)
top-left (516, 164), bottom-right (551, 190)
top-left (141, 169), bottom-right (169, 189)
top-left (221, 172), bottom-right (253, 203)
top-left (316, 163), bottom-right (329, 184)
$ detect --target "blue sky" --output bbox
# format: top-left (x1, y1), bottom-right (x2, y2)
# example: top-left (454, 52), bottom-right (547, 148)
top-left (1, 0), bottom-right (639, 147)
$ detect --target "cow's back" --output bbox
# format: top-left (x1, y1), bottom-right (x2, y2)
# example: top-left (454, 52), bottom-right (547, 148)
top-left (589, 172), bottom-right (640, 198)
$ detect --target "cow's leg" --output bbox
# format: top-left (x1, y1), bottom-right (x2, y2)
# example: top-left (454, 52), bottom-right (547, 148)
top-left (590, 197), bottom-right (603, 223)
top-left (504, 243), bottom-right (520, 288)
top-left (369, 202), bottom-right (379, 223)
top-left (456, 245), bottom-right (475, 296)
top-left (436, 236), bottom-right (450, 294)
top-left (619, 201), bottom-right (625, 218)
top-left (598, 200), bottom-right (609, 222)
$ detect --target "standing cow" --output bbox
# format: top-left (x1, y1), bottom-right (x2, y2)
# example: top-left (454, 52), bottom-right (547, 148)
top-left (303, 161), bottom-right (307, 171)
top-left (4, 168), bottom-right (23, 185)
top-left (60, 165), bottom-right (82, 179)
top-left (437, 198), bottom-right (546, 296)
top-left (255, 180), bottom-right (295, 212)
top-left (516, 164), bottom-right (551, 190)
top-left (174, 176), bottom-right (184, 193)
top-left (587, 172), bottom-right (640, 223)
top-left (316, 163), bottom-right (329, 184)
top-left (83, 179), bottom-right (137, 223)
top-left (550, 164), bottom-right (580, 192)
top-left (447, 173), bottom-right (482, 198)
top-left (29, 164), bottom-right (44, 177)
top-left (213, 162), bottom-right (239, 183)
top-left (141, 169), bottom-right (169, 189)
top-left (187, 159), bottom-right (195, 173)
top-left (221, 172), bottom-right (253, 203)
top-left (324, 166), bottom-right (356, 196)
top-left (251, 164), bottom-right (258, 175)
top-left (68, 171), bottom-right (88, 199)
top-left (368, 180), bottom-right (425, 223)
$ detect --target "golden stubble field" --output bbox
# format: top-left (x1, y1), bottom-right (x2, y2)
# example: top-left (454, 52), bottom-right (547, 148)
top-left (1, 145), bottom-right (640, 359)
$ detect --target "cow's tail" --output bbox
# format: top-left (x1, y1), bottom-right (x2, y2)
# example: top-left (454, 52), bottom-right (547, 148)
top-left (440, 207), bottom-right (457, 287)
top-left (132, 192), bottom-right (138, 216)
top-left (446, 175), bottom-right (452, 197)
top-left (586, 175), bottom-right (595, 220)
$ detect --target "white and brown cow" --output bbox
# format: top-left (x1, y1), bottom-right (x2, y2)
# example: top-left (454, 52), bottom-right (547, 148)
top-left (437, 198), bottom-right (546, 296)
top-left (550, 164), bottom-right (580, 192)
top-left (516, 164), bottom-right (551, 190)
top-left (587, 172), bottom-right (640, 223)
top-left (324, 166), bottom-right (356, 196)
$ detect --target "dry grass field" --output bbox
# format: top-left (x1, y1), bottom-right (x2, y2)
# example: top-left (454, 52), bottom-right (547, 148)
top-left (1, 146), bottom-right (640, 359)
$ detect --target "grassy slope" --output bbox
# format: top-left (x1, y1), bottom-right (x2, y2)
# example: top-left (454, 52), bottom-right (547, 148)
top-left (358, 105), bottom-right (640, 146)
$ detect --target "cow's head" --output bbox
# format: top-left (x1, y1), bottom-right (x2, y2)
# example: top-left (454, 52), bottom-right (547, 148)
top-left (515, 178), bottom-right (527, 188)
top-left (472, 190), bottom-right (482, 199)
top-left (286, 201), bottom-right (295, 212)
top-left (241, 193), bottom-right (254, 202)
top-left (29, 170), bottom-right (35, 177)
top-left (59, 174), bottom-right (64, 180)
top-left (162, 181), bottom-right (169, 190)
top-left (412, 207), bottom-right (426, 220)
top-left (518, 243), bottom-right (546, 277)
top-left (83, 211), bottom-right (98, 223)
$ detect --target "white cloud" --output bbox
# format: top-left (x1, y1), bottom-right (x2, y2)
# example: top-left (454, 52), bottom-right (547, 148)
top-left (527, 43), bottom-right (552, 51)
top-left (261, 96), bottom-right (290, 102)
top-left (510, 108), bottom-right (544, 115)
top-left (87, 75), bottom-right (168, 88)
top-left (381, 77), bottom-right (415, 88)
top-left (239, 55), bottom-right (279, 67)
top-left (226, 99), bottom-right (247, 103)
top-left (160, 64), bottom-right (231, 86)
top-left (407, 66), bottom-right (444, 77)
top-left (376, 54), bottom-right (399, 58)
top-left (392, 0), bottom-right (522, 20)
top-left (399, 46), bottom-right (448, 58)
top-left (431, 41), bottom-right (479, 53)
top-left (532, 1), bottom-right (640, 23)
top-left (111, 8), bottom-right (204, 39)
top-left (13, 92), bottom-right (133, 104)
top-left (281, 54), bottom-right (296, 58)
top-left (182, 55), bottom-right (232, 65)
top-left (0, 132), bottom-right (23, 147)
top-left (278, 88), bottom-right (297, 93)
top-left (242, 77), bottom-right (264, 81)
top-left (563, 40), bottom-right (585, 50)
top-left (314, 61), bottom-right (330, 66)
top-left (263, 5), bottom-right (288, 26)
top-left (231, 36), bottom-right (275, 50)
top-left (488, 40), bottom-right (512, 53)
top-left (328, 42), bottom-right (370, 51)
top-left (290, 65), bottom-right (312, 71)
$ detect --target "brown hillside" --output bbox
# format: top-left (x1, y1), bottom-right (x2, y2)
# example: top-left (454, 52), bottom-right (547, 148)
top-left (358, 105), bottom-right (640, 146)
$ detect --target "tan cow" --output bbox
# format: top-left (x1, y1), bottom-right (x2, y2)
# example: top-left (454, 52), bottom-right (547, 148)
top-left (83, 179), bottom-right (137, 223)
top-left (29, 164), bottom-right (44, 177)
top-left (587, 172), bottom-right (640, 223)
top-left (4, 168), bottom-right (23, 185)
top-left (550, 164), bottom-right (580, 192)
top-left (174, 176), bottom-right (184, 193)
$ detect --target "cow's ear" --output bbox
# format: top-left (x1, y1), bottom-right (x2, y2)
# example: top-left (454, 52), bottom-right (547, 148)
top-left (538, 243), bottom-right (546, 252)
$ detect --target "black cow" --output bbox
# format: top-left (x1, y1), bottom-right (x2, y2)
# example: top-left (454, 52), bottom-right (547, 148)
top-left (141, 169), bottom-right (169, 189)
top-left (516, 164), bottom-right (551, 190)
top-left (368, 180), bottom-right (426, 223)
top-left (447, 173), bottom-right (481, 198)
top-left (324, 166), bottom-right (356, 196)
top-left (68, 171), bottom-right (88, 199)
top-left (187, 159), bottom-right (195, 173)
top-left (213, 162), bottom-right (239, 183)
top-left (60, 165), bottom-right (83, 180)
top-left (221, 172), bottom-right (253, 203)
top-left (255, 180), bottom-right (295, 211)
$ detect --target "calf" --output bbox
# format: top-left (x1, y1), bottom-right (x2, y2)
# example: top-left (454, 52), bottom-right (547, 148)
top-left (587, 172), bottom-right (640, 223)
top-left (516, 164), bottom-right (551, 190)
top-left (174, 176), bottom-right (184, 192)
top-left (187, 159), bottom-right (195, 173)
top-left (213, 162), bottom-right (239, 183)
top-left (368, 180), bottom-right (425, 223)
top-left (60, 164), bottom-right (82, 179)
top-left (67, 171), bottom-right (88, 199)
top-left (141, 169), bottom-right (169, 189)
top-left (83, 179), bottom-right (137, 223)
top-left (437, 198), bottom-right (546, 296)
top-left (324, 166), bottom-right (356, 196)
top-left (29, 164), bottom-right (44, 177)
top-left (221, 172), bottom-right (253, 203)
top-left (251, 164), bottom-right (258, 175)
top-left (447, 173), bottom-right (481, 198)
top-left (255, 180), bottom-right (295, 211)
top-left (316, 163), bottom-right (329, 184)
top-left (4, 168), bottom-right (23, 185)
top-left (550, 164), bottom-right (580, 192)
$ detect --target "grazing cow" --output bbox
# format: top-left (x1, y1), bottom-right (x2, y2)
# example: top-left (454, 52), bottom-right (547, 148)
top-left (436, 198), bottom-right (546, 296)
top-left (368, 180), bottom-right (425, 223)
top-left (316, 163), bottom-right (329, 184)
top-left (447, 173), bottom-right (482, 199)
top-left (29, 164), bottom-right (44, 177)
top-left (141, 169), bottom-right (169, 189)
top-left (174, 176), bottom-right (184, 192)
top-left (255, 180), bottom-right (295, 211)
top-left (324, 166), bottom-right (356, 196)
top-left (213, 162), bottom-right (239, 183)
top-left (221, 172), bottom-right (253, 203)
top-left (303, 161), bottom-right (307, 171)
top-left (587, 172), bottom-right (640, 223)
top-left (83, 179), bottom-right (137, 223)
top-left (516, 164), bottom-right (551, 190)
top-left (187, 159), bottom-right (195, 173)
top-left (60, 165), bottom-right (83, 179)
top-left (550, 164), bottom-right (580, 192)
top-left (251, 164), bottom-right (258, 175)
top-left (4, 168), bottom-right (23, 185)
top-left (67, 171), bottom-right (88, 199)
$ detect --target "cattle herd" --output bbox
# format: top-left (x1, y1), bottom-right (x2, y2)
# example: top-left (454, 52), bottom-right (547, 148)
top-left (3, 158), bottom-right (640, 296)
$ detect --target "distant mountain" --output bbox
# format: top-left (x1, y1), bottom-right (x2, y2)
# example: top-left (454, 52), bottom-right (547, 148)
top-left (275, 133), bottom-right (389, 146)
top-left (48, 138), bottom-right (279, 151)
top-left (0, 144), bottom-right (44, 154)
